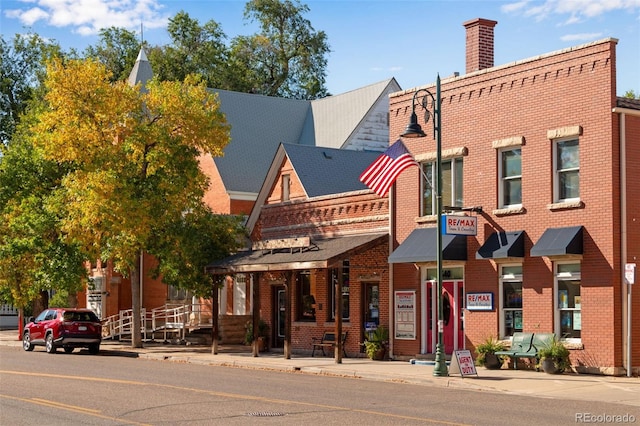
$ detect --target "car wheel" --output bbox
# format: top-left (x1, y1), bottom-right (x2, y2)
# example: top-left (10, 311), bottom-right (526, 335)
top-left (64, 347), bottom-right (74, 354)
top-left (22, 332), bottom-right (34, 351)
top-left (88, 343), bottom-right (100, 355)
top-left (45, 333), bottom-right (56, 354)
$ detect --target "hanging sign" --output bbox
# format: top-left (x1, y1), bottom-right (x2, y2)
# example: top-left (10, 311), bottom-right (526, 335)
top-left (443, 215), bottom-right (477, 236)
top-left (466, 292), bottom-right (494, 311)
top-left (449, 350), bottom-right (478, 377)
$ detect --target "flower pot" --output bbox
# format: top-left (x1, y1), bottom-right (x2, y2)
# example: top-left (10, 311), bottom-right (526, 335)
top-left (372, 347), bottom-right (386, 361)
top-left (483, 353), bottom-right (502, 369)
top-left (541, 358), bottom-right (563, 374)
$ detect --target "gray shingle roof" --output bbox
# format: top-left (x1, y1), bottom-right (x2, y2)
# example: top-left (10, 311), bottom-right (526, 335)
top-left (282, 143), bottom-right (381, 197)
top-left (127, 49), bottom-right (153, 90)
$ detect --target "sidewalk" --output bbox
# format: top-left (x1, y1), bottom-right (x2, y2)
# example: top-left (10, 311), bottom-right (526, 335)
top-left (2, 330), bottom-right (638, 407)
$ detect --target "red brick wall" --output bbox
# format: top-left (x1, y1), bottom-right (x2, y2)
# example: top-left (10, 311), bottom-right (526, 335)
top-left (389, 39), bottom-right (631, 371)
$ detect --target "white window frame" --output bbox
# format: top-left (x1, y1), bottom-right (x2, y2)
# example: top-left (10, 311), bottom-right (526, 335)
top-left (498, 147), bottom-right (522, 208)
top-left (499, 264), bottom-right (523, 339)
top-left (553, 262), bottom-right (581, 343)
top-left (553, 138), bottom-right (580, 203)
top-left (421, 157), bottom-right (463, 216)
top-left (281, 174), bottom-right (290, 202)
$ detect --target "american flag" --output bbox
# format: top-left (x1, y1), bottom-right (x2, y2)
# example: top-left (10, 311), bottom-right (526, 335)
top-left (359, 139), bottom-right (418, 196)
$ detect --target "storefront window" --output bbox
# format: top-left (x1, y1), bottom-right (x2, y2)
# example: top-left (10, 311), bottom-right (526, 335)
top-left (296, 270), bottom-right (315, 321)
top-left (500, 265), bottom-right (522, 338)
top-left (556, 263), bottom-right (581, 339)
top-left (329, 260), bottom-right (350, 321)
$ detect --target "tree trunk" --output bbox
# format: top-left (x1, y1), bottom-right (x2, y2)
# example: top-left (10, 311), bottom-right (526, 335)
top-left (130, 252), bottom-right (143, 348)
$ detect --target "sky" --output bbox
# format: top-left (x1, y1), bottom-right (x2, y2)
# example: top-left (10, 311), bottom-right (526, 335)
top-left (1, 0), bottom-right (639, 96)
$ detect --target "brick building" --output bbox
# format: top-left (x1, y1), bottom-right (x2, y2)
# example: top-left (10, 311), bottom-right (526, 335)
top-left (387, 18), bottom-right (639, 375)
top-left (207, 144), bottom-right (390, 356)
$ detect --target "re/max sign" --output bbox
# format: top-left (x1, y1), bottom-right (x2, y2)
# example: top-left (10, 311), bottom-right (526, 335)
top-left (443, 215), bottom-right (477, 236)
top-left (466, 292), bottom-right (494, 311)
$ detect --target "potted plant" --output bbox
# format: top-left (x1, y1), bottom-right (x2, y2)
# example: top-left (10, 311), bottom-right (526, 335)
top-left (474, 336), bottom-right (506, 369)
top-left (364, 325), bottom-right (389, 360)
top-left (245, 319), bottom-right (269, 351)
top-left (537, 337), bottom-right (570, 374)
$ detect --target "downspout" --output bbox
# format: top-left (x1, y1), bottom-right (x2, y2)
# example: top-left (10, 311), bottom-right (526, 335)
top-left (612, 106), bottom-right (640, 377)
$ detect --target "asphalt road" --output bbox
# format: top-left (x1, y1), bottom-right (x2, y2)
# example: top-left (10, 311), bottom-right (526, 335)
top-left (1, 345), bottom-right (637, 425)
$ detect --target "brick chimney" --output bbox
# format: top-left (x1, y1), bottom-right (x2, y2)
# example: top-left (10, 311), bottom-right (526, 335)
top-left (463, 18), bottom-right (498, 73)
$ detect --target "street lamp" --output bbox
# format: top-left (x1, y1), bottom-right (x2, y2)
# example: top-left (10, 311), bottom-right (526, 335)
top-left (401, 74), bottom-right (448, 377)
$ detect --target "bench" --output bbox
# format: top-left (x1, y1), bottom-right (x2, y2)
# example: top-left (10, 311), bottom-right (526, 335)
top-left (312, 331), bottom-right (348, 357)
top-left (495, 332), bottom-right (556, 370)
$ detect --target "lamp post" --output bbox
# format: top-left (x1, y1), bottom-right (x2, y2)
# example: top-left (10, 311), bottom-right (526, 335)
top-left (401, 74), bottom-right (448, 377)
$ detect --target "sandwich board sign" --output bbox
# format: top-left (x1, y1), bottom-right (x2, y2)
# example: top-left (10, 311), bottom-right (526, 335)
top-left (449, 350), bottom-right (478, 377)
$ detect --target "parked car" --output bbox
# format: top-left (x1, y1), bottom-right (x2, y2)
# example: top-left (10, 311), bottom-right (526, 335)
top-left (22, 308), bottom-right (102, 354)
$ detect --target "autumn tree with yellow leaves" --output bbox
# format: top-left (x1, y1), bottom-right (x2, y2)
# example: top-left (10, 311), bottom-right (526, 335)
top-left (29, 58), bottom-right (237, 347)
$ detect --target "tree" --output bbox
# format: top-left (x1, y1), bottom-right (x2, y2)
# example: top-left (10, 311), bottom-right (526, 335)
top-left (29, 57), bottom-right (233, 347)
top-left (149, 205), bottom-right (246, 298)
top-left (0, 110), bottom-right (87, 324)
top-left (148, 11), bottom-right (230, 89)
top-left (0, 33), bottom-right (62, 145)
top-left (228, 0), bottom-right (330, 99)
top-left (83, 27), bottom-right (141, 82)
top-left (624, 90), bottom-right (639, 100)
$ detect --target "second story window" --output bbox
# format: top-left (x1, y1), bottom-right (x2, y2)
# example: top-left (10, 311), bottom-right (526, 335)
top-left (499, 148), bottom-right (522, 207)
top-left (554, 138), bottom-right (579, 202)
top-left (281, 174), bottom-right (290, 201)
top-left (422, 158), bottom-right (463, 215)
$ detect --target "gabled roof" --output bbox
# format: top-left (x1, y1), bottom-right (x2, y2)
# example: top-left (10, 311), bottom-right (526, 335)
top-left (283, 144), bottom-right (381, 197)
top-left (127, 49), bottom-right (153, 90)
top-left (245, 143), bottom-right (381, 233)
top-left (309, 79), bottom-right (401, 149)
top-left (211, 90), bottom-right (311, 194)
top-left (212, 79), bottom-right (398, 195)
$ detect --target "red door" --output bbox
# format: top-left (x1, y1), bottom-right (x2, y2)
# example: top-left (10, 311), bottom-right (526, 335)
top-left (426, 280), bottom-right (464, 354)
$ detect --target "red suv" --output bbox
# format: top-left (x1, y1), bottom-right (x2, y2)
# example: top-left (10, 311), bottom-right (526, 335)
top-left (23, 308), bottom-right (102, 354)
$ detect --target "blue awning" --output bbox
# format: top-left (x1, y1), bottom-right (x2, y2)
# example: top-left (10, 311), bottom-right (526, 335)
top-left (476, 230), bottom-right (525, 260)
top-left (388, 228), bottom-right (467, 264)
top-left (530, 226), bottom-right (583, 257)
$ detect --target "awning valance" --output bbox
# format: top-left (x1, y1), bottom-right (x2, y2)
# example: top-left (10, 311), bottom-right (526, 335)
top-left (388, 228), bottom-right (467, 264)
top-left (530, 226), bottom-right (583, 257)
top-left (206, 233), bottom-right (387, 273)
top-left (476, 230), bottom-right (525, 260)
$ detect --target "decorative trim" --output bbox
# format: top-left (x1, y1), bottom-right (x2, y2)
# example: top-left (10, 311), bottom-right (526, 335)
top-left (492, 136), bottom-right (525, 149)
top-left (415, 147), bottom-right (468, 162)
top-left (415, 215), bottom-right (437, 224)
top-left (547, 125), bottom-right (583, 140)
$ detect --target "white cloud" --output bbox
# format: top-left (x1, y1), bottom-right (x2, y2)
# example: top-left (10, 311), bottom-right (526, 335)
top-left (5, 0), bottom-right (170, 35)
top-left (560, 32), bottom-right (603, 41)
top-left (502, 0), bottom-right (640, 21)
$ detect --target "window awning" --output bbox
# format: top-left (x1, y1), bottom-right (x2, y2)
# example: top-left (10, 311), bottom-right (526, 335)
top-left (530, 226), bottom-right (583, 257)
top-left (476, 230), bottom-right (525, 260)
top-left (388, 228), bottom-right (467, 264)
top-left (206, 233), bottom-right (387, 274)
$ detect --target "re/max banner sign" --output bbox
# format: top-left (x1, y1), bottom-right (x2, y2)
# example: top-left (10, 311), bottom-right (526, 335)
top-left (442, 215), bottom-right (477, 236)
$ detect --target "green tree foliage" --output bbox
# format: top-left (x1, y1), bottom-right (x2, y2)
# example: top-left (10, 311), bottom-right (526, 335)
top-left (624, 90), bottom-right (639, 100)
top-left (0, 33), bottom-right (62, 145)
top-left (0, 115), bottom-right (87, 310)
top-left (29, 57), bottom-right (236, 346)
top-left (148, 11), bottom-right (230, 89)
top-left (228, 0), bottom-right (330, 99)
top-left (149, 206), bottom-right (246, 298)
top-left (83, 27), bottom-right (141, 82)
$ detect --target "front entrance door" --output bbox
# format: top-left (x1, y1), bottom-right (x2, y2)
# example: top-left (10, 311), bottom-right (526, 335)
top-left (363, 283), bottom-right (380, 341)
top-left (272, 286), bottom-right (285, 348)
top-left (425, 280), bottom-right (464, 354)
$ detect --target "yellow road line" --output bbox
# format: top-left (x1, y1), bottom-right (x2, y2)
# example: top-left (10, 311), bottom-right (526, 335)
top-left (1, 370), bottom-right (470, 425)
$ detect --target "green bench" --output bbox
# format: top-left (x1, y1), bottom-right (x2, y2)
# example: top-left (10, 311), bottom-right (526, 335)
top-left (495, 332), bottom-right (556, 370)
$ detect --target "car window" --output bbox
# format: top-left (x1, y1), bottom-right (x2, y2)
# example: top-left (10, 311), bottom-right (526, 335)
top-left (44, 310), bottom-right (57, 321)
top-left (34, 310), bottom-right (48, 322)
top-left (63, 311), bottom-right (99, 322)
